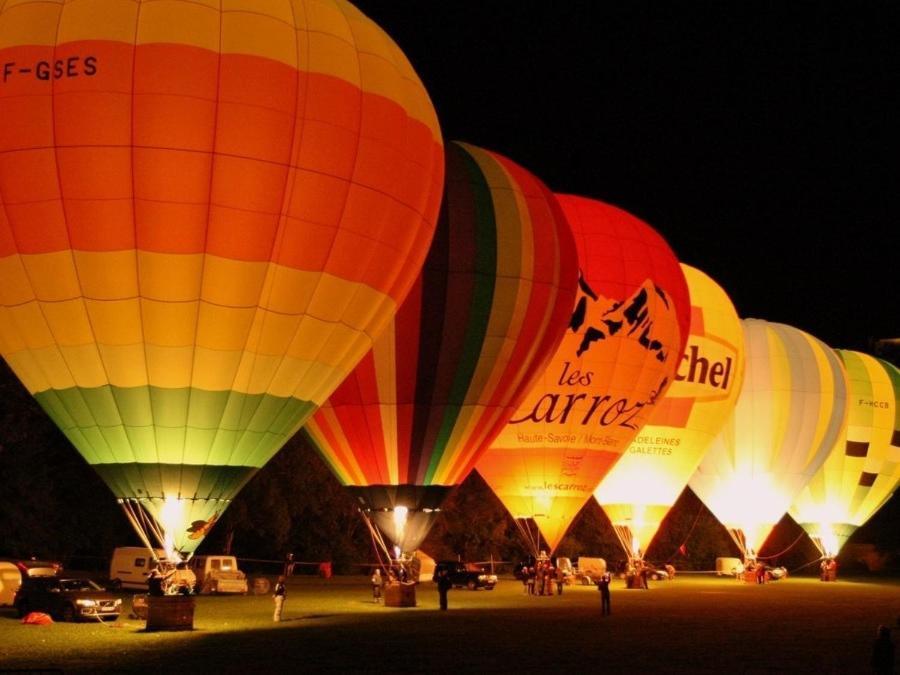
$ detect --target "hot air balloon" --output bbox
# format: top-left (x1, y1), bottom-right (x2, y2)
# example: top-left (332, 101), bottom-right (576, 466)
top-left (689, 320), bottom-right (848, 562)
top-left (477, 195), bottom-right (691, 555)
top-left (304, 142), bottom-right (578, 556)
top-left (595, 264), bottom-right (744, 560)
top-left (790, 351), bottom-right (900, 559)
top-left (0, 0), bottom-right (444, 558)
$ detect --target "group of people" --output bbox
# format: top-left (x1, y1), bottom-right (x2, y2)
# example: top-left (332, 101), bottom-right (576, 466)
top-left (744, 559), bottom-right (768, 584)
top-left (147, 562), bottom-right (193, 597)
top-left (521, 561), bottom-right (567, 596)
top-left (819, 558), bottom-right (838, 582)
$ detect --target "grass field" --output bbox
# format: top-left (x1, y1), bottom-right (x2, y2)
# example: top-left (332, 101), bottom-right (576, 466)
top-left (1, 574), bottom-right (898, 673)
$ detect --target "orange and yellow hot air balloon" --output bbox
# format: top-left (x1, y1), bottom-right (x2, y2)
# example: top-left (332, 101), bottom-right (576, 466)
top-left (477, 195), bottom-right (691, 555)
top-left (0, 0), bottom-right (443, 557)
top-left (594, 264), bottom-right (744, 559)
top-left (305, 142), bottom-right (578, 554)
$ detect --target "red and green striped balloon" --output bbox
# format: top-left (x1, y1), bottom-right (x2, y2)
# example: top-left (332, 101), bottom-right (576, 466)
top-left (305, 141), bottom-right (578, 552)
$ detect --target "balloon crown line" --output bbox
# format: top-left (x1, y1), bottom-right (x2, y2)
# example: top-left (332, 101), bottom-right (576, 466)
top-left (116, 497), bottom-right (231, 504)
top-left (358, 507), bottom-right (441, 514)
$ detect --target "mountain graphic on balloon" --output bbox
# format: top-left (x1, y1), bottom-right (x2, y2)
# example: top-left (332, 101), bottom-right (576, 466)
top-left (572, 272), bottom-right (673, 368)
top-left (479, 195), bottom-right (691, 556)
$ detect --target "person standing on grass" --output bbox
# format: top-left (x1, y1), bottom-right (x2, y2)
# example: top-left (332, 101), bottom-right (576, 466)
top-left (273, 575), bottom-right (286, 622)
top-left (436, 568), bottom-right (452, 611)
top-left (872, 625), bottom-right (894, 675)
top-left (371, 569), bottom-right (383, 603)
top-left (597, 570), bottom-right (612, 616)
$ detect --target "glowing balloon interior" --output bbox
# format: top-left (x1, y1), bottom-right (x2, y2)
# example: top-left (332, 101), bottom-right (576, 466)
top-left (478, 194), bottom-right (691, 554)
top-left (0, 0), bottom-right (443, 555)
top-left (595, 264), bottom-right (745, 558)
top-left (306, 142), bottom-right (578, 553)
top-left (689, 320), bottom-right (848, 560)
top-left (791, 351), bottom-right (900, 558)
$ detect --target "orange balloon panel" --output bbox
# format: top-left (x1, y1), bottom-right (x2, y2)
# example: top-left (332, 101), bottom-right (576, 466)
top-left (478, 195), bottom-right (690, 552)
top-left (595, 264), bottom-right (745, 554)
top-left (0, 0), bottom-right (443, 555)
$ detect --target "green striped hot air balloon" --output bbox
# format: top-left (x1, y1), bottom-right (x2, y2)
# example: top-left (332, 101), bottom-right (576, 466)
top-left (791, 351), bottom-right (900, 558)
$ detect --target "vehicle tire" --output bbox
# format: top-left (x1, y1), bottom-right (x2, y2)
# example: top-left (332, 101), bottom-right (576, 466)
top-left (466, 580), bottom-right (476, 591)
top-left (108, 578), bottom-right (122, 590)
top-left (61, 604), bottom-right (75, 622)
top-left (16, 602), bottom-right (27, 618)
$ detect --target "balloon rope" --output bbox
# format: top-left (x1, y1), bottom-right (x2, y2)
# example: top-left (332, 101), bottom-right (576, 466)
top-left (808, 535), bottom-right (826, 558)
top-left (359, 510), bottom-right (392, 574)
top-left (758, 532), bottom-right (806, 561)
top-left (664, 502), bottom-right (705, 563)
top-left (120, 500), bottom-right (157, 556)
top-left (512, 518), bottom-right (540, 558)
top-left (611, 525), bottom-right (634, 561)
top-left (135, 501), bottom-right (167, 554)
top-left (726, 528), bottom-right (748, 560)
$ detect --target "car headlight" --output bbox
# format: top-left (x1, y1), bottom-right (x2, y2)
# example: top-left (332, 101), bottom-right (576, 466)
top-left (114, 598), bottom-right (122, 606)
top-left (478, 575), bottom-right (487, 581)
top-left (76, 599), bottom-right (96, 607)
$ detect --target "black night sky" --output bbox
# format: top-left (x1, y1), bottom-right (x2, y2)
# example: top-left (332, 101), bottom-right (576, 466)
top-left (355, 1), bottom-right (898, 353)
top-left (0, 2), bottom-right (897, 561)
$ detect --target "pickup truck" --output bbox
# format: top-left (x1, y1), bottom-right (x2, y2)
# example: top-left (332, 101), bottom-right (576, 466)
top-left (432, 561), bottom-right (497, 590)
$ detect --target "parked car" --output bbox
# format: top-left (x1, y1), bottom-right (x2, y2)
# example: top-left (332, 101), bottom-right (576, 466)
top-left (14, 577), bottom-right (122, 622)
top-left (433, 561), bottom-right (497, 590)
top-left (765, 565), bottom-right (788, 581)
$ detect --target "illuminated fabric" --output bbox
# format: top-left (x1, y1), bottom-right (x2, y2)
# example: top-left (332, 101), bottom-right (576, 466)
top-left (0, 0), bottom-right (443, 553)
top-left (790, 351), bottom-right (900, 556)
top-left (595, 264), bottom-right (745, 555)
top-left (305, 142), bottom-right (578, 552)
top-left (477, 195), bottom-right (690, 552)
top-left (689, 320), bottom-right (848, 556)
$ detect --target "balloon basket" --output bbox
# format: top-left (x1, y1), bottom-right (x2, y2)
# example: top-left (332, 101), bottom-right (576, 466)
top-left (145, 595), bottom-right (195, 631)
top-left (625, 575), bottom-right (646, 590)
top-left (384, 582), bottom-right (417, 607)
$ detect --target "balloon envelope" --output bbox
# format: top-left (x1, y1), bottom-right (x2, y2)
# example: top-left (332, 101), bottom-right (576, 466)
top-left (689, 319), bottom-right (848, 557)
top-left (477, 195), bottom-right (691, 553)
top-left (305, 142), bottom-right (578, 552)
top-left (0, 0), bottom-right (443, 555)
top-left (790, 351), bottom-right (900, 557)
top-left (595, 264), bottom-right (745, 557)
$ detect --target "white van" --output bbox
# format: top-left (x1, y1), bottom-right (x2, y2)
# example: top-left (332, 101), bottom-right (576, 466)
top-left (188, 555), bottom-right (248, 594)
top-left (716, 557), bottom-right (744, 576)
top-left (109, 547), bottom-right (196, 591)
top-left (0, 561), bottom-right (21, 606)
top-left (574, 556), bottom-right (607, 584)
top-left (109, 547), bottom-right (162, 589)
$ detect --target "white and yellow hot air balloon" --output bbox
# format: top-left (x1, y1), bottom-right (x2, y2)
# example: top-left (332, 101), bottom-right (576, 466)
top-left (688, 319), bottom-right (848, 561)
top-left (595, 265), bottom-right (744, 559)
top-left (790, 351), bottom-right (900, 558)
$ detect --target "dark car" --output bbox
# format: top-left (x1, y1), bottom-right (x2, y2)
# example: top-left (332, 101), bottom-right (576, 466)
top-left (14, 577), bottom-right (122, 622)
top-left (433, 561), bottom-right (498, 590)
